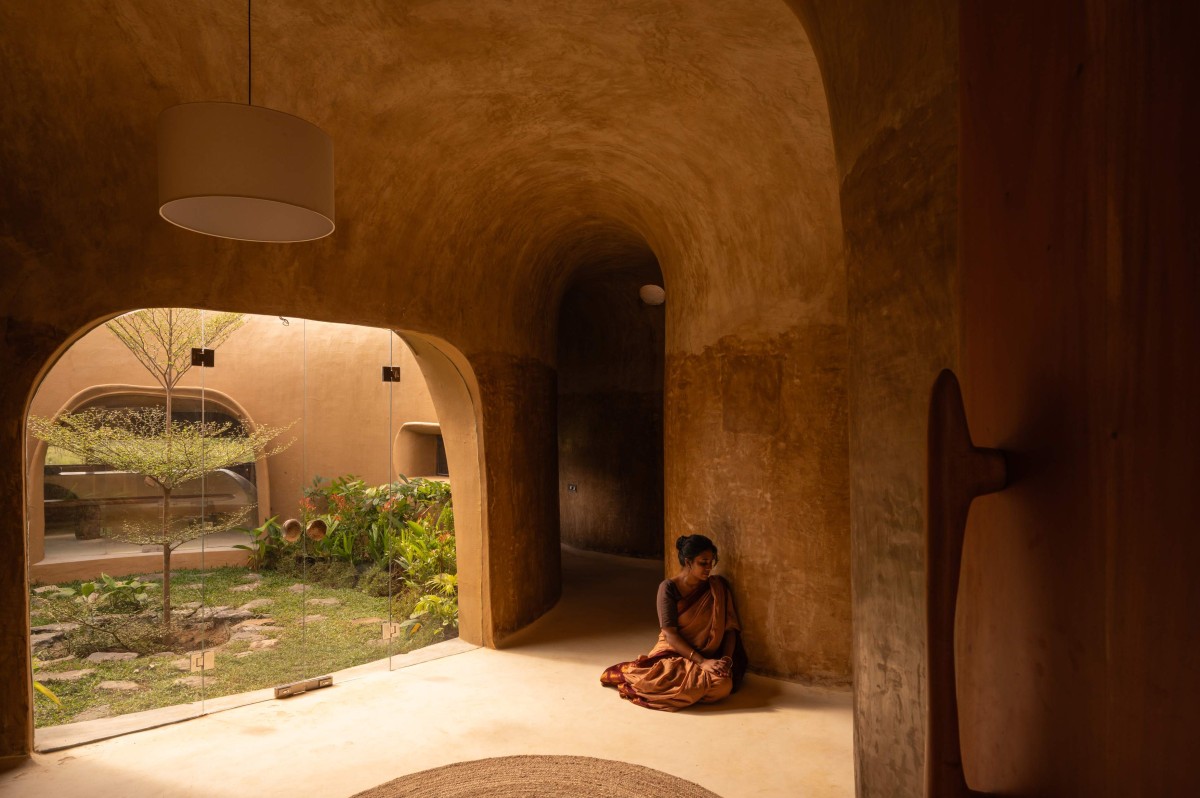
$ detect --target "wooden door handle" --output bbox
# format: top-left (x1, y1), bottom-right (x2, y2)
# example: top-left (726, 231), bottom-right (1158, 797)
top-left (925, 369), bottom-right (1007, 797)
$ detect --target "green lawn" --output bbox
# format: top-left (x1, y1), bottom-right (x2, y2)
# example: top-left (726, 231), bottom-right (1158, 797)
top-left (32, 566), bottom-right (450, 728)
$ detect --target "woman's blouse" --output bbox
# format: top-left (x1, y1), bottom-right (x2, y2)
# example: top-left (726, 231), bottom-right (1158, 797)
top-left (656, 579), bottom-right (683, 628)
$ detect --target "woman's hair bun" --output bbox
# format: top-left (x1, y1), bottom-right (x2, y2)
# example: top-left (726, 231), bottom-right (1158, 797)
top-left (675, 534), bottom-right (717, 565)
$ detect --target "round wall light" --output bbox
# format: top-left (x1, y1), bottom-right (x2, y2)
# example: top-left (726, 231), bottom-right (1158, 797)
top-left (639, 284), bottom-right (666, 305)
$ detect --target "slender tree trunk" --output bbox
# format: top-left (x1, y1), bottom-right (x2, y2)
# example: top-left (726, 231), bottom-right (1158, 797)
top-left (162, 488), bottom-right (172, 631)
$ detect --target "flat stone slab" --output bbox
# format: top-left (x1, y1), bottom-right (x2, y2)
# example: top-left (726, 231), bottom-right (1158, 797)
top-left (37, 655), bottom-right (77, 667)
top-left (179, 583), bottom-right (204, 589)
top-left (73, 705), bottom-right (112, 722)
top-left (39, 669), bottom-right (95, 682)
top-left (213, 608), bottom-right (254, 622)
top-left (86, 652), bottom-right (139, 663)
top-left (249, 639), bottom-right (279, 650)
top-left (235, 618), bottom-right (277, 628)
top-left (192, 606), bottom-right (233, 619)
top-left (229, 631), bottom-right (266, 643)
top-left (32, 623), bottom-right (79, 633)
top-left (306, 597), bottom-right (341, 606)
top-left (234, 651), bottom-right (257, 659)
top-left (287, 584), bottom-right (311, 593)
top-left (239, 599), bottom-right (274, 611)
top-left (31, 632), bottom-right (65, 647)
top-left (32, 585), bottom-right (60, 594)
top-left (240, 573), bottom-right (263, 582)
top-left (299, 615), bottom-right (326, 624)
top-left (247, 625), bottom-right (285, 633)
top-left (351, 617), bottom-right (385, 626)
top-left (230, 583), bottom-right (259, 592)
top-left (98, 680), bottom-right (141, 691)
top-left (172, 658), bottom-right (192, 671)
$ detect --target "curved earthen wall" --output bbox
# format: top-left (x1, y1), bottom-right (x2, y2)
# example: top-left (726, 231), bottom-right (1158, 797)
top-left (957, 2), bottom-right (1200, 795)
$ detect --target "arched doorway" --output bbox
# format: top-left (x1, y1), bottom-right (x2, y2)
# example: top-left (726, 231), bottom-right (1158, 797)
top-left (556, 249), bottom-right (666, 560)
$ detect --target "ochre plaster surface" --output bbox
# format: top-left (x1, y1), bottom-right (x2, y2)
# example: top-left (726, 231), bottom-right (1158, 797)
top-left (0, 0), bottom-right (866, 768)
top-left (957, 3), bottom-right (1200, 795)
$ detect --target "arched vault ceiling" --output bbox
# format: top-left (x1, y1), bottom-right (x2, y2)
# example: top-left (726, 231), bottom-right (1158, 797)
top-left (1, 0), bottom-right (840, 358)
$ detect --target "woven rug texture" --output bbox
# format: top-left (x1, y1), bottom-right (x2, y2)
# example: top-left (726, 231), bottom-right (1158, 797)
top-left (349, 754), bottom-right (723, 797)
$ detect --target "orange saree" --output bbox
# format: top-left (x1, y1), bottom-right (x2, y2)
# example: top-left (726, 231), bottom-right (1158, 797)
top-left (600, 575), bottom-right (745, 711)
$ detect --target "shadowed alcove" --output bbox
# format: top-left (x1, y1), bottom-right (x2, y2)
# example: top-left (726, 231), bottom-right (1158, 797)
top-left (556, 228), bottom-right (665, 560)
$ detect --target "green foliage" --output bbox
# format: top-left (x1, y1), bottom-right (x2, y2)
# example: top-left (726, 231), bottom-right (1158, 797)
top-left (357, 564), bottom-right (393, 597)
top-left (281, 475), bottom-right (459, 622)
top-left (30, 407), bottom-right (292, 501)
top-left (30, 567), bottom-right (453, 729)
top-left (305, 561), bottom-right (358, 590)
top-left (400, 572), bottom-right (459, 639)
top-left (64, 619), bottom-right (166, 658)
top-left (234, 516), bottom-right (285, 571)
top-left (299, 475), bottom-right (455, 575)
top-left (48, 573), bottom-right (154, 616)
top-left (28, 403), bottom-right (296, 630)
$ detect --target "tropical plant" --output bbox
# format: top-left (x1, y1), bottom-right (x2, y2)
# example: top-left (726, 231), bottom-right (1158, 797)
top-left (400, 572), bottom-right (459, 638)
top-left (38, 574), bottom-right (162, 654)
top-left (299, 474), bottom-right (453, 573)
top-left (233, 515), bottom-right (284, 570)
top-left (47, 573), bottom-right (154, 615)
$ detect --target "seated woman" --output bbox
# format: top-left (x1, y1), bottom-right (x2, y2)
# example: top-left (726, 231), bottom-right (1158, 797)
top-left (601, 534), bottom-right (747, 711)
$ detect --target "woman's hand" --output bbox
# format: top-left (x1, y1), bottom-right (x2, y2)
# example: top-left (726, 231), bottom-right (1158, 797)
top-left (699, 656), bottom-right (731, 678)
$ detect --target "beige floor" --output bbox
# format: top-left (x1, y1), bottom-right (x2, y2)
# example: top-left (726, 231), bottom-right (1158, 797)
top-left (2, 548), bottom-right (853, 798)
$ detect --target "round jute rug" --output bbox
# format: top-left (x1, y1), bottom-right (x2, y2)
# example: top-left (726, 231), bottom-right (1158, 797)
top-left (349, 755), bottom-right (723, 798)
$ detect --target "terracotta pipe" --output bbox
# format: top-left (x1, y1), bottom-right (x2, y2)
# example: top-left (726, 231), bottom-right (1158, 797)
top-left (925, 369), bottom-right (1007, 797)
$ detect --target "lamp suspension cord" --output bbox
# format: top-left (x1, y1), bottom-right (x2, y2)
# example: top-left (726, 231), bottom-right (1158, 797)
top-left (247, 0), bottom-right (253, 105)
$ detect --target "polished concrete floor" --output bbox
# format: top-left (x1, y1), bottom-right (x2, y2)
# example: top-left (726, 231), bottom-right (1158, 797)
top-left (3, 548), bottom-right (853, 797)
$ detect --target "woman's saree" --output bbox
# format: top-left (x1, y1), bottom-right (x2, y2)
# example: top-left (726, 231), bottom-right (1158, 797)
top-left (600, 575), bottom-right (746, 711)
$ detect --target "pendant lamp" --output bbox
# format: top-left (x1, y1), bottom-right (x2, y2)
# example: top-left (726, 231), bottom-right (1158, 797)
top-left (157, 1), bottom-right (334, 242)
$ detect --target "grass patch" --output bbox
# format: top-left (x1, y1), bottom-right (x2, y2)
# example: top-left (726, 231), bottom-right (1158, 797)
top-left (32, 566), bottom-right (452, 728)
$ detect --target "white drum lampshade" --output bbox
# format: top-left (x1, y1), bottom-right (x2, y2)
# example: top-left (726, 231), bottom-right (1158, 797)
top-left (158, 102), bottom-right (334, 242)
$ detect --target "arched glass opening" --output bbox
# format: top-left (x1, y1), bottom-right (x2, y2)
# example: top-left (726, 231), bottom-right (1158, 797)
top-left (26, 310), bottom-right (463, 745)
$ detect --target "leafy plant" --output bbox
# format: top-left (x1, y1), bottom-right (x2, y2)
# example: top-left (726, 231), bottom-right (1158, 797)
top-left (299, 474), bottom-right (454, 573)
top-left (40, 574), bottom-right (164, 654)
top-left (399, 572), bottom-right (458, 638)
top-left (49, 573), bottom-right (154, 615)
top-left (233, 515), bottom-right (284, 570)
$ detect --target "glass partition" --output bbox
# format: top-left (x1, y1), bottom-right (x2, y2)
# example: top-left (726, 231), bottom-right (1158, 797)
top-left (30, 310), bottom-right (452, 744)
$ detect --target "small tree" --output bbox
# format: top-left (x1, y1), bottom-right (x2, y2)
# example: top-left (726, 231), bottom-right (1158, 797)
top-left (29, 407), bottom-right (293, 630)
top-left (32, 308), bottom-right (293, 633)
top-left (105, 308), bottom-right (246, 430)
